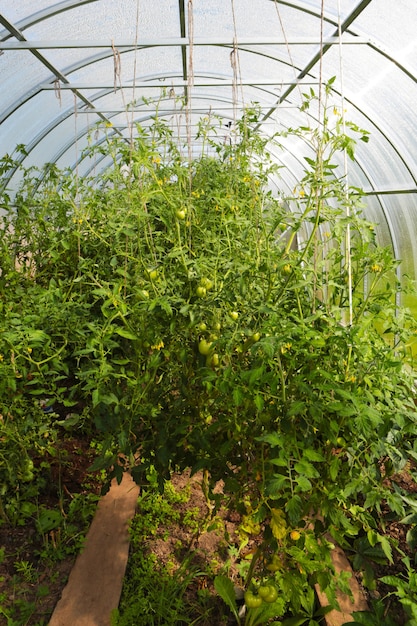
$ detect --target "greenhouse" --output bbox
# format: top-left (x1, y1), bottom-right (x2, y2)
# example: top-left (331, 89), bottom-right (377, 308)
top-left (1, 1), bottom-right (417, 625)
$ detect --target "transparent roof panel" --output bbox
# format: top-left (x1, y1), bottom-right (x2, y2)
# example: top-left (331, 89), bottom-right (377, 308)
top-left (2, 1), bottom-right (54, 23)
top-left (0, 0), bottom-right (417, 289)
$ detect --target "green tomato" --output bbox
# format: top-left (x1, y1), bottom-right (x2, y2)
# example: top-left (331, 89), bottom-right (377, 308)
top-left (229, 310), bottom-right (239, 321)
top-left (213, 321), bottom-right (221, 331)
top-left (244, 590), bottom-right (263, 609)
top-left (258, 585), bottom-right (270, 598)
top-left (200, 277), bottom-right (213, 290)
top-left (148, 268), bottom-right (158, 281)
top-left (257, 585), bottom-right (271, 599)
top-left (198, 339), bottom-right (212, 356)
top-left (207, 353), bottom-right (219, 367)
top-left (176, 208), bottom-right (186, 219)
top-left (252, 332), bottom-right (260, 342)
top-left (258, 585), bottom-right (278, 604)
top-left (21, 460), bottom-right (35, 482)
top-left (196, 286), bottom-right (207, 298)
top-left (266, 554), bottom-right (283, 572)
top-left (198, 322), bottom-right (207, 331)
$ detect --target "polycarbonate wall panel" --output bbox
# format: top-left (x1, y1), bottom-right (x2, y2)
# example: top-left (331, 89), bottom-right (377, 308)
top-left (191, 45), bottom-right (297, 88)
top-left (345, 102), bottom-right (417, 191)
top-left (229, 0), bottom-right (329, 40)
top-left (64, 47), bottom-right (185, 88)
top-left (355, 0), bottom-right (417, 56)
top-left (354, 135), bottom-right (415, 192)
top-left (339, 46), bottom-right (417, 160)
top-left (0, 50), bottom-right (53, 121)
top-left (0, 89), bottom-right (75, 155)
top-left (376, 194), bottom-right (417, 281)
top-left (360, 193), bottom-right (390, 235)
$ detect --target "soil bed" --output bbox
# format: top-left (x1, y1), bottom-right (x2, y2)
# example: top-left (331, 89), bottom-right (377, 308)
top-left (115, 468), bottom-right (417, 625)
top-left (1, 458), bottom-right (416, 625)
top-left (0, 436), bottom-right (101, 626)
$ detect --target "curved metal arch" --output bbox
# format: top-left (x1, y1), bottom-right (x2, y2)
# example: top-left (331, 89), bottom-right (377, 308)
top-left (270, 0), bottom-right (417, 89)
top-left (0, 11), bottom-right (122, 135)
top-left (2, 7), bottom-right (415, 218)
top-left (0, 0), bottom-right (339, 43)
top-left (0, 3), bottom-right (415, 204)
top-left (256, 0), bottom-right (373, 127)
top-left (1, 11), bottom-right (415, 204)
top-left (0, 66), bottom-right (312, 165)
top-left (0, 43), bottom-right (300, 126)
top-left (15, 57), bottom-right (417, 199)
top-left (2, 33), bottom-right (414, 196)
top-left (2, 11), bottom-right (415, 121)
top-left (2, 0), bottom-right (416, 118)
top-left (4, 90), bottom-right (255, 192)
top-left (3, 55), bottom-right (416, 215)
top-left (267, 0), bottom-right (363, 29)
top-left (5, 77), bottom-right (398, 276)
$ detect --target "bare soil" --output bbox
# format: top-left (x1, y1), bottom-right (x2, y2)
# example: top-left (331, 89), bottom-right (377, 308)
top-left (125, 468), bottom-right (417, 625)
top-left (0, 436), bottom-right (102, 625)
top-left (1, 453), bottom-right (417, 625)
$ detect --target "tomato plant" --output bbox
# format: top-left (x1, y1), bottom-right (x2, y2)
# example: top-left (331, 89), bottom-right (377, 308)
top-left (1, 85), bottom-right (417, 622)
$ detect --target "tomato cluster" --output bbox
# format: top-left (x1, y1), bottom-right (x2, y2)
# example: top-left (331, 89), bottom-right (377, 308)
top-left (244, 583), bottom-right (278, 608)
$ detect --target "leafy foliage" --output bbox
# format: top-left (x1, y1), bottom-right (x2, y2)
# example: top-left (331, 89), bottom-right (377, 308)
top-left (1, 86), bottom-right (417, 622)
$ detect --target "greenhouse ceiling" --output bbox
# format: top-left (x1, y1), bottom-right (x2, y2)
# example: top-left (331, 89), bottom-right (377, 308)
top-left (0, 0), bottom-right (416, 281)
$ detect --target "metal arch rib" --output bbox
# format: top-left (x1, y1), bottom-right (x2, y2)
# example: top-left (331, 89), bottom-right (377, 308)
top-left (16, 84), bottom-right (412, 202)
top-left (3, 59), bottom-right (416, 199)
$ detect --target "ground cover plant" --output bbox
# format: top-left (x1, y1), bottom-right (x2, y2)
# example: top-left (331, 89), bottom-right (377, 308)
top-left (113, 469), bottom-right (338, 625)
top-left (0, 434), bottom-right (100, 625)
top-left (113, 468), bottom-right (417, 625)
top-left (1, 82), bottom-right (417, 623)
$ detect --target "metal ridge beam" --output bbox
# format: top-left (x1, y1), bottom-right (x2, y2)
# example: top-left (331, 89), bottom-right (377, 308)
top-left (39, 79), bottom-right (319, 89)
top-left (0, 36), bottom-right (369, 49)
top-left (74, 105), bottom-right (300, 113)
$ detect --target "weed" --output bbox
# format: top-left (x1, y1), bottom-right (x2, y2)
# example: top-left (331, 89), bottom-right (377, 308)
top-left (14, 560), bottom-right (37, 584)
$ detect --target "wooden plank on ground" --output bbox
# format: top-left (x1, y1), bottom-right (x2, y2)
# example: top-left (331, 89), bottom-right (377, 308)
top-left (49, 472), bottom-right (139, 626)
top-left (316, 543), bottom-right (369, 626)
